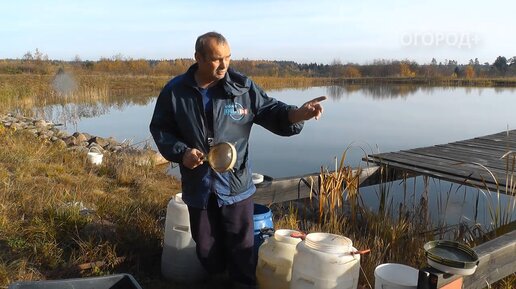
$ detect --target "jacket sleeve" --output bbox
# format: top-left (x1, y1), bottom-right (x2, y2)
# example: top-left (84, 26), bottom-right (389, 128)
top-left (149, 86), bottom-right (189, 163)
top-left (251, 82), bottom-right (304, 136)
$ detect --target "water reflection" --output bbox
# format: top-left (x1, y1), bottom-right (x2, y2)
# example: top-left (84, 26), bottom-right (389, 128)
top-left (325, 84), bottom-right (516, 100)
top-left (326, 84), bottom-right (433, 100)
top-left (27, 94), bottom-right (156, 127)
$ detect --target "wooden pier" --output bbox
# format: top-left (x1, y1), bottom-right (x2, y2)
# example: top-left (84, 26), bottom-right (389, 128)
top-left (366, 129), bottom-right (516, 194)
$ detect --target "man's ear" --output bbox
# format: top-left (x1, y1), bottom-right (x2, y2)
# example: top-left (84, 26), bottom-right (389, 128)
top-left (194, 52), bottom-right (202, 63)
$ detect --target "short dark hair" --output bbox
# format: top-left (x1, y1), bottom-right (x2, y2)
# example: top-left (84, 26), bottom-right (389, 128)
top-left (195, 32), bottom-right (228, 58)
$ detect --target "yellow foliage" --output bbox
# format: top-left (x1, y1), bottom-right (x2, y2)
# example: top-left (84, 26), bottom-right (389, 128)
top-left (344, 66), bottom-right (361, 78)
top-left (399, 63), bottom-right (415, 77)
top-left (465, 65), bottom-right (475, 79)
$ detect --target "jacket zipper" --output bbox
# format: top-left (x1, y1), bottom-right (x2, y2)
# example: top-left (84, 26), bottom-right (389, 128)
top-left (194, 88), bottom-right (209, 151)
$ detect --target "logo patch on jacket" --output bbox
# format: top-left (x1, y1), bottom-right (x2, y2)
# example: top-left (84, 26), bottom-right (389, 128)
top-left (224, 103), bottom-right (248, 120)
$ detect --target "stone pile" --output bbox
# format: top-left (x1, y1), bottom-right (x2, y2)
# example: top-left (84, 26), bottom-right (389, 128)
top-left (0, 113), bottom-right (168, 165)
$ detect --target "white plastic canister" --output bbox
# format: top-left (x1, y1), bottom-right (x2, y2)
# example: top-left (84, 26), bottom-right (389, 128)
top-left (290, 233), bottom-right (360, 289)
top-left (161, 193), bottom-right (206, 282)
top-left (374, 263), bottom-right (418, 289)
top-left (256, 229), bottom-right (303, 289)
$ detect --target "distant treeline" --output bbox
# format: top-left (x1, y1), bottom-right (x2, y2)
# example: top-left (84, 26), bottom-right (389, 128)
top-left (1, 49), bottom-right (515, 79)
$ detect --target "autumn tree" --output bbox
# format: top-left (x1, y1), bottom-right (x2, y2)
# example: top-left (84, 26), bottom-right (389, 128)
top-left (399, 62), bottom-right (415, 77)
top-left (465, 65), bottom-right (475, 79)
top-left (343, 66), bottom-right (361, 78)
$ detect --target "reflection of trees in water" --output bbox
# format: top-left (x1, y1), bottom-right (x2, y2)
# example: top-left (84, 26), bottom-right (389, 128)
top-left (30, 95), bottom-right (155, 127)
top-left (326, 84), bottom-right (440, 100)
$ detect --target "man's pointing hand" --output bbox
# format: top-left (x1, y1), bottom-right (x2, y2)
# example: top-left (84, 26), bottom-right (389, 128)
top-left (289, 96), bottom-right (328, 123)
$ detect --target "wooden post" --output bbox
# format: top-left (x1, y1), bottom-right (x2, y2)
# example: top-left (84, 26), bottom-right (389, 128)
top-left (253, 166), bottom-right (381, 205)
top-left (463, 230), bottom-right (516, 289)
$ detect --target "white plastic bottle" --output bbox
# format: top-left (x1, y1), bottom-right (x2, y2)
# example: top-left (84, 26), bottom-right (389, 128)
top-left (161, 193), bottom-right (206, 282)
top-left (256, 229), bottom-right (303, 289)
top-left (290, 233), bottom-right (360, 289)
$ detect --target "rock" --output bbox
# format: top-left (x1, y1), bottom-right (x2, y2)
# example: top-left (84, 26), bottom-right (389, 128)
top-left (112, 145), bottom-right (123, 152)
top-left (11, 123), bottom-right (22, 130)
top-left (88, 142), bottom-right (104, 152)
top-left (44, 130), bottom-right (55, 138)
top-left (55, 130), bottom-right (69, 138)
top-left (89, 136), bottom-right (109, 147)
top-left (54, 139), bottom-right (67, 148)
top-left (74, 133), bottom-right (88, 143)
top-left (33, 119), bottom-right (47, 127)
top-left (63, 136), bottom-right (77, 146)
top-left (27, 128), bottom-right (38, 135)
top-left (50, 136), bottom-right (58, 142)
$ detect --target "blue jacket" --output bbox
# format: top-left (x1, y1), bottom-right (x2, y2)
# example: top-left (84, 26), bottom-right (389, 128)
top-left (150, 64), bottom-right (304, 208)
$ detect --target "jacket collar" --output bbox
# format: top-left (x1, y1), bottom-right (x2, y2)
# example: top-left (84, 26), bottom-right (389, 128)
top-left (185, 64), bottom-right (250, 97)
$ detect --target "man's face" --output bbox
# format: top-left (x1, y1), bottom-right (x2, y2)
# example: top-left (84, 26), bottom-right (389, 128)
top-left (196, 38), bottom-right (231, 82)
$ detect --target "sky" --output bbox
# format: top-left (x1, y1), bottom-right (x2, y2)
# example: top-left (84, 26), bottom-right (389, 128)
top-left (1, 0), bottom-right (515, 64)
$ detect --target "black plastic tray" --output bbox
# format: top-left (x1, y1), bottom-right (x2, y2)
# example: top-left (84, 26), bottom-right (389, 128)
top-left (424, 240), bottom-right (479, 270)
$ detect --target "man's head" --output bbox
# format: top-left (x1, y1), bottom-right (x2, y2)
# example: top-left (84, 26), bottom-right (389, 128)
top-left (194, 32), bottom-right (231, 84)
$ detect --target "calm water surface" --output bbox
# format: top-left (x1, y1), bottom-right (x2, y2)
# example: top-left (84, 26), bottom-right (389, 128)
top-left (34, 85), bottom-right (516, 228)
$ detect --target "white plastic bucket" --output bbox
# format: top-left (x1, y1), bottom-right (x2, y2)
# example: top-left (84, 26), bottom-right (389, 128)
top-left (290, 232), bottom-right (360, 289)
top-left (256, 229), bottom-right (302, 289)
top-left (161, 193), bottom-right (206, 282)
top-left (374, 263), bottom-right (418, 289)
top-left (87, 147), bottom-right (103, 165)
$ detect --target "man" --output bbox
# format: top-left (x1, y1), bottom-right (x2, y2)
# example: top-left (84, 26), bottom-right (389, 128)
top-left (150, 32), bottom-right (326, 289)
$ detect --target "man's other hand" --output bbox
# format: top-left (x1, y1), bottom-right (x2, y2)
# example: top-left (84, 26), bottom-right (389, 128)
top-left (182, 148), bottom-right (205, 169)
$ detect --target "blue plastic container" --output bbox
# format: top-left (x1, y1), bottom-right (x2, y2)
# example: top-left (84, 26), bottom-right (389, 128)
top-left (253, 204), bottom-right (274, 260)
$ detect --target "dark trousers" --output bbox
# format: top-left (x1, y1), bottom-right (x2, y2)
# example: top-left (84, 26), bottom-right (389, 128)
top-left (188, 194), bottom-right (256, 287)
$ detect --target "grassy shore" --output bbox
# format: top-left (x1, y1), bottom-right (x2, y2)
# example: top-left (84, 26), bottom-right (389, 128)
top-left (0, 127), bottom-right (181, 287)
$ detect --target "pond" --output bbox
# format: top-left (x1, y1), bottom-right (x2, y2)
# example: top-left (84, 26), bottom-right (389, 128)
top-left (31, 84), bottom-right (516, 230)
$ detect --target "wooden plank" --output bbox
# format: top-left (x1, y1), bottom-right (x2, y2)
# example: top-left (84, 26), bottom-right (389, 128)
top-left (405, 147), bottom-right (511, 172)
top-left (404, 146), bottom-right (513, 175)
top-left (366, 130), bottom-right (515, 194)
top-left (464, 230), bottom-right (516, 289)
top-left (477, 130), bottom-right (516, 142)
top-left (409, 145), bottom-right (502, 162)
top-left (452, 141), bottom-right (515, 153)
top-left (367, 153), bottom-right (506, 189)
top-left (394, 151), bottom-right (509, 183)
top-left (366, 159), bottom-right (496, 190)
top-left (476, 136), bottom-right (516, 145)
top-left (445, 142), bottom-right (512, 156)
top-left (480, 129), bottom-right (516, 138)
top-left (253, 166), bottom-right (381, 205)
top-left (371, 152), bottom-right (500, 180)
top-left (438, 142), bottom-right (512, 157)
